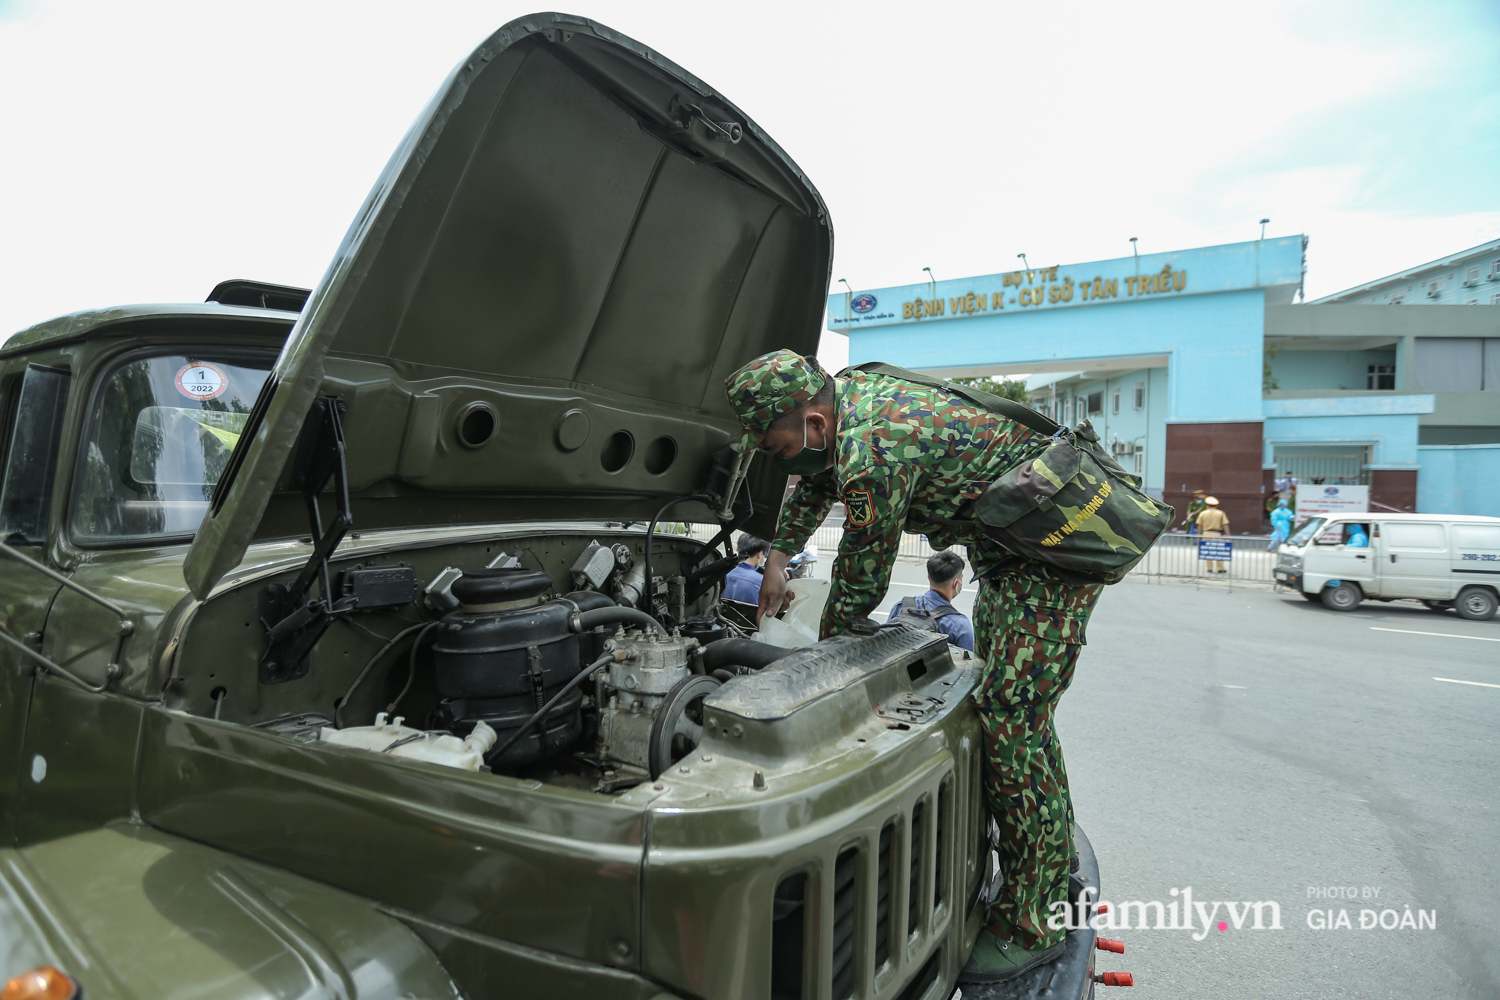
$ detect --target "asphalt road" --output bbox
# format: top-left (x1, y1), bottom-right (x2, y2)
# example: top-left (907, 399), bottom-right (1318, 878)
top-left (839, 559), bottom-right (1498, 999)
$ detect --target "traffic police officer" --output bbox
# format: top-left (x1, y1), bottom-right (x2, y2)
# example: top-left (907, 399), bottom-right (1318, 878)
top-left (725, 349), bottom-right (1105, 984)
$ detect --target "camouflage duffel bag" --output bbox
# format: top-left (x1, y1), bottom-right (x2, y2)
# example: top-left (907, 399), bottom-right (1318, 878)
top-left (846, 362), bottom-right (1174, 585)
top-left (972, 420), bottom-right (1174, 584)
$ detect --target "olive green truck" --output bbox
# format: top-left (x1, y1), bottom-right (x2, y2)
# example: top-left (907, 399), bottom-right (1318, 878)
top-left (0, 15), bottom-right (1109, 1000)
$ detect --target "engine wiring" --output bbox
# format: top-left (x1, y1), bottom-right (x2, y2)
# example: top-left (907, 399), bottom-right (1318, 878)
top-left (386, 621), bottom-right (443, 718)
top-left (333, 620), bottom-right (432, 729)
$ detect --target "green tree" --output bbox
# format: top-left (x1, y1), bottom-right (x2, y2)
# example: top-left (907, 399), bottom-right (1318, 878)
top-left (951, 375), bottom-right (1031, 403)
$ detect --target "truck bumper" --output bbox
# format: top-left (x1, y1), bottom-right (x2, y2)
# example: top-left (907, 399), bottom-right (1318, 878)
top-left (964, 825), bottom-right (1104, 1000)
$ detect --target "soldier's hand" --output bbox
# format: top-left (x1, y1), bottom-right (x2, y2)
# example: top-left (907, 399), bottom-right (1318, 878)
top-left (758, 549), bottom-right (792, 623)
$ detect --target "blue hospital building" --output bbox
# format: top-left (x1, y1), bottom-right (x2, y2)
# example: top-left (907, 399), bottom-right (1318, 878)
top-left (830, 237), bottom-right (1500, 530)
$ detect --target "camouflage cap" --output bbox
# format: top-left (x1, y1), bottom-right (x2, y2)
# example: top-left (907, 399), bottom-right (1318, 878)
top-left (724, 349), bottom-right (828, 451)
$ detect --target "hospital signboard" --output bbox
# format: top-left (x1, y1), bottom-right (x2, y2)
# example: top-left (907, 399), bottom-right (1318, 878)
top-left (1295, 485), bottom-right (1369, 524)
top-left (826, 236), bottom-right (1306, 332)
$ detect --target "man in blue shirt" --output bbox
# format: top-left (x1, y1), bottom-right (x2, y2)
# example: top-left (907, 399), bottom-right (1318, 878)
top-left (885, 550), bottom-right (975, 651)
top-left (723, 534), bottom-right (772, 605)
top-left (1345, 523), bottom-right (1369, 547)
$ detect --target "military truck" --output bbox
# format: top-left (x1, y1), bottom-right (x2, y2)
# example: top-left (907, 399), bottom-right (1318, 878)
top-left (0, 14), bottom-right (1114, 1000)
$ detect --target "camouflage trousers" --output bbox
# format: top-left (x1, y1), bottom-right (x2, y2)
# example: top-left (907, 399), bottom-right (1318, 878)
top-left (972, 571), bottom-right (1103, 950)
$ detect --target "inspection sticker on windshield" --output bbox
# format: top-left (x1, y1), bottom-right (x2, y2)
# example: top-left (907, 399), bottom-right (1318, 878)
top-left (175, 362), bottom-right (227, 400)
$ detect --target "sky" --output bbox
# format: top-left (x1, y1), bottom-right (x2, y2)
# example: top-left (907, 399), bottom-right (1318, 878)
top-left (2, 0), bottom-right (1497, 371)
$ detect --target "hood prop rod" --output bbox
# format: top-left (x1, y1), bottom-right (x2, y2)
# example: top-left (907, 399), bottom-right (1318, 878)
top-left (258, 397), bottom-right (354, 685)
top-left (639, 448), bottom-right (757, 623)
top-left (683, 481), bottom-right (755, 605)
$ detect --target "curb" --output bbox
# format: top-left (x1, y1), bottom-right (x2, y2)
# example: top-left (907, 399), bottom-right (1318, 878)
top-left (1123, 574), bottom-right (1281, 593)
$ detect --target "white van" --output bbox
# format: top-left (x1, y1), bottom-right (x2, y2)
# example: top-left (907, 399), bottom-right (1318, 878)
top-left (1274, 512), bottom-right (1500, 620)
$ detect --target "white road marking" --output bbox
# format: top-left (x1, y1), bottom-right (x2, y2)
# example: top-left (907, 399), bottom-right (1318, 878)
top-left (1371, 627), bottom-right (1500, 643)
top-left (1434, 677), bottom-right (1500, 689)
top-left (1218, 684), bottom-right (1248, 689)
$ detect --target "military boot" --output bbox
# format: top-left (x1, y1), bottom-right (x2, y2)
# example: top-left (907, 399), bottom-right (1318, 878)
top-left (957, 929), bottom-right (1065, 984)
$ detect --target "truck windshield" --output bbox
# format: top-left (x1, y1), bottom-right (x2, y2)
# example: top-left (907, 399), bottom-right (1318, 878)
top-left (1286, 517), bottom-right (1327, 547)
top-left (72, 352), bottom-right (274, 543)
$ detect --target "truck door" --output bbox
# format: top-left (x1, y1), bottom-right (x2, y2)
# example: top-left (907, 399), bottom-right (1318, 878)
top-left (1379, 521), bottom-right (1450, 599)
top-left (0, 362), bottom-right (70, 840)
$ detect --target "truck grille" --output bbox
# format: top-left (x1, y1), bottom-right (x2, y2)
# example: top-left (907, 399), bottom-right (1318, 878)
top-left (771, 872), bottom-right (808, 1000)
top-left (934, 781), bottom-right (948, 911)
top-left (769, 766), bottom-right (963, 999)
top-left (832, 847), bottom-right (859, 1000)
top-left (875, 823), bottom-right (893, 968)
top-left (907, 800), bottom-right (925, 941)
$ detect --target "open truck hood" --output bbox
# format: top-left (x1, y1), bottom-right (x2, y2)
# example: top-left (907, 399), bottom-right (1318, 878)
top-left (184, 13), bottom-right (830, 598)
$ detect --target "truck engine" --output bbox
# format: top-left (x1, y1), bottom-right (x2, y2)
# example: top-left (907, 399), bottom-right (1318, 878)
top-left (318, 545), bottom-right (792, 792)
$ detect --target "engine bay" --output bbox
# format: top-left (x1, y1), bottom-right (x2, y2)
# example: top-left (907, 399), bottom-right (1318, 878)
top-left (171, 521), bottom-right (817, 796)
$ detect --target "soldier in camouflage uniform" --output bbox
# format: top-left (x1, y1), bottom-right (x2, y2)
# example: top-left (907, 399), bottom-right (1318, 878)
top-left (725, 349), bottom-right (1104, 983)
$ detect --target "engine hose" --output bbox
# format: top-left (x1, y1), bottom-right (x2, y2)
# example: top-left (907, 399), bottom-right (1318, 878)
top-left (571, 606), bottom-right (665, 635)
top-left (492, 651), bottom-right (616, 761)
top-left (701, 637), bottom-right (793, 673)
top-left (643, 494), bottom-right (697, 621)
top-left (561, 590), bottom-right (617, 612)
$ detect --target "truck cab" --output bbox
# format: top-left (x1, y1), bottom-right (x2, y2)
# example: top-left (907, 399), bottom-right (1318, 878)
top-left (1275, 512), bottom-right (1500, 619)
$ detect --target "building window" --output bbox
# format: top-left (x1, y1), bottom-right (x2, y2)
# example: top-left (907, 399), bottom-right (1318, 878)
top-left (1111, 439), bottom-right (1144, 474)
top-left (1492, 293), bottom-right (1500, 305)
top-left (1111, 387), bottom-right (1121, 414)
top-left (1389, 292), bottom-right (1404, 304)
top-left (1133, 380), bottom-right (1145, 409)
top-left (1466, 298), bottom-right (1480, 305)
top-left (1427, 277), bottom-right (1445, 296)
top-left (1468, 265), bottom-right (1481, 282)
top-left (1492, 258), bottom-right (1500, 275)
top-left (1367, 364), bottom-right (1395, 390)
top-left (1086, 391), bottom-right (1103, 415)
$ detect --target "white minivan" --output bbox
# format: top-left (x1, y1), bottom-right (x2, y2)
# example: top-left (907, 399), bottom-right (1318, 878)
top-left (1274, 512), bottom-right (1500, 620)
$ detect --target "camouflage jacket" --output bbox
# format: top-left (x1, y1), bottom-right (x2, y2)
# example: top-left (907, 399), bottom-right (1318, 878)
top-left (771, 369), bottom-right (1052, 637)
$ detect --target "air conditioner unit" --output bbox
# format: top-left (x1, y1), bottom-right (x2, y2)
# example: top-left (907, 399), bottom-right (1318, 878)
top-left (1463, 278), bottom-right (1481, 287)
top-left (1488, 271), bottom-right (1500, 281)
top-left (1426, 287), bottom-right (1442, 297)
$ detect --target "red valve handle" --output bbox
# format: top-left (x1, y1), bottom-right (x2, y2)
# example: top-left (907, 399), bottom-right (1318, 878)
top-left (1096, 937), bottom-right (1125, 953)
top-left (1095, 972), bottom-right (1134, 987)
